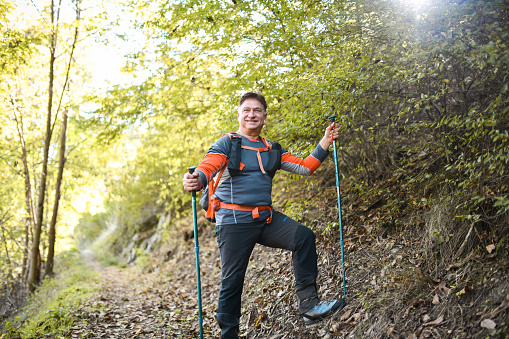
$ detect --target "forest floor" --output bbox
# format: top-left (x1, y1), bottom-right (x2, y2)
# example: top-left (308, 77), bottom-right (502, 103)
top-left (3, 169), bottom-right (508, 338)
top-left (67, 207), bottom-right (508, 339)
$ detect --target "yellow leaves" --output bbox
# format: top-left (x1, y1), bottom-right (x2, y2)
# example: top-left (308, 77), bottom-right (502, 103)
top-left (133, 326), bottom-right (143, 337)
top-left (254, 314), bottom-right (263, 328)
top-left (486, 244), bottom-right (496, 253)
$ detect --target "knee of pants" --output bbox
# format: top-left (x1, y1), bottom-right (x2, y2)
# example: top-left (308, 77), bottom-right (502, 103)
top-left (221, 271), bottom-right (246, 293)
top-left (218, 272), bottom-right (246, 316)
top-left (217, 312), bottom-right (240, 328)
top-left (295, 226), bottom-right (316, 249)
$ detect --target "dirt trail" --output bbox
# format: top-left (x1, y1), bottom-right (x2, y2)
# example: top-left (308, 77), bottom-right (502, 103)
top-left (72, 236), bottom-right (341, 339)
top-left (70, 250), bottom-right (177, 338)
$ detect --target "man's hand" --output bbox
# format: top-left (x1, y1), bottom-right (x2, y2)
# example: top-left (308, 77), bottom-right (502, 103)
top-left (319, 122), bottom-right (339, 150)
top-left (183, 171), bottom-right (203, 192)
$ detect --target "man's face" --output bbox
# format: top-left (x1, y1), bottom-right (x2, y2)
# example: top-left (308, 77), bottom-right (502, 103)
top-left (237, 98), bottom-right (266, 134)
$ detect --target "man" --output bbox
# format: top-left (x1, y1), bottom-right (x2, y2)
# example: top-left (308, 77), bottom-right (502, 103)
top-left (183, 92), bottom-right (345, 338)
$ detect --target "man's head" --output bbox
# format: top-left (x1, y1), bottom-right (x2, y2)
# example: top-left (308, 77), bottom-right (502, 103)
top-left (237, 92), bottom-right (267, 137)
top-left (239, 92), bottom-right (267, 112)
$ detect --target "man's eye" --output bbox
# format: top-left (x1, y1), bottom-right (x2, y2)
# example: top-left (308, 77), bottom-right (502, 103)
top-left (254, 109), bottom-right (262, 113)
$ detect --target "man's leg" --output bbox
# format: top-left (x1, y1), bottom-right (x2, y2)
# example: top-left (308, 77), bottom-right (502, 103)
top-left (258, 211), bottom-right (319, 312)
top-left (216, 221), bottom-right (263, 338)
top-left (258, 210), bottom-right (345, 324)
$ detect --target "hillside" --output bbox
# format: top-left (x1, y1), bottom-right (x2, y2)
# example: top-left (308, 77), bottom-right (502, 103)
top-left (4, 150), bottom-right (507, 339)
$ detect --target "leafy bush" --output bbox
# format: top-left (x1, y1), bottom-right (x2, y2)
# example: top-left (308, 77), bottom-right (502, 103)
top-left (1, 248), bottom-right (99, 339)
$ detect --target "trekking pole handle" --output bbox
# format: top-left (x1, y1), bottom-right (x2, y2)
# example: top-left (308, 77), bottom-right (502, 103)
top-left (328, 115), bottom-right (338, 146)
top-left (188, 166), bottom-right (197, 197)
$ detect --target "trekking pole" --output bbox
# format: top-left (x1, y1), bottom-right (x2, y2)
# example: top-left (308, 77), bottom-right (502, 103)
top-left (188, 166), bottom-right (204, 339)
top-left (328, 116), bottom-right (347, 297)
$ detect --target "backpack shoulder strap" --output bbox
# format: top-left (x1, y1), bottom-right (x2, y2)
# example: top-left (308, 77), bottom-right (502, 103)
top-left (259, 136), bottom-right (272, 152)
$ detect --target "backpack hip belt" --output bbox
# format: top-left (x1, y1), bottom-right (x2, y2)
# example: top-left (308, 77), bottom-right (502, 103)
top-left (209, 197), bottom-right (272, 223)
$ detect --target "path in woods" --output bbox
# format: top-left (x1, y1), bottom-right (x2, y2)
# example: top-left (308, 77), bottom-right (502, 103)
top-left (71, 237), bottom-right (336, 339)
top-left (71, 249), bottom-right (206, 339)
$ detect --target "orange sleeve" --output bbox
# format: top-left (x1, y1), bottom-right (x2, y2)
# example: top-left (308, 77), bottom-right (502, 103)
top-left (196, 153), bottom-right (228, 183)
top-left (281, 152), bottom-right (322, 175)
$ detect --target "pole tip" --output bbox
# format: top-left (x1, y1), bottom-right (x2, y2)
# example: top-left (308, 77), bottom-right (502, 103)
top-left (188, 166), bottom-right (197, 174)
top-left (328, 115), bottom-right (336, 122)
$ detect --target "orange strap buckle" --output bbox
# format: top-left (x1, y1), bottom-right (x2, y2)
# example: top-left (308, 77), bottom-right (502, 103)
top-left (218, 202), bottom-right (273, 224)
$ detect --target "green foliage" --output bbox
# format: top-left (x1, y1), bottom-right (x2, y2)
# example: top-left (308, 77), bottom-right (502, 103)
top-left (74, 211), bottom-right (110, 248)
top-left (1, 248), bottom-right (99, 338)
top-left (0, 1), bottom-right (37, 79)
top-left (72, 0), bottom-right (508, 251)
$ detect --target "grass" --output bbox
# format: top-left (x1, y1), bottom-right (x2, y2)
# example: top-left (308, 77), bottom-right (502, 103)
top-left (1, 247), bottom-right (100, 339)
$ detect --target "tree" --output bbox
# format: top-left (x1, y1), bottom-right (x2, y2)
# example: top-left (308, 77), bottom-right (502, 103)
top-left (1, 0), bottom-right (92, 292)
top-left (27, 0), bottom-right (82, 290)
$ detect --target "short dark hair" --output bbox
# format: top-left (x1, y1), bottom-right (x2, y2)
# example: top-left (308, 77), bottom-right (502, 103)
top-left (239, 92), bottom-right (267, 111)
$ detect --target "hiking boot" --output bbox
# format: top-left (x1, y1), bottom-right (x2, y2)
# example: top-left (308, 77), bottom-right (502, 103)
top-left (301, 298), bottom-right (346, 326)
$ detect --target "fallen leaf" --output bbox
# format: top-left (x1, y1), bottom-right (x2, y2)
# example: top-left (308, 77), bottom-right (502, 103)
top-left (438, 281), bottom-right (452, 296)
top-left (351, 312), bottom-right (362, 322)
top-left (330, 323), bottom-right (340, 332)
top-left (403, 306), bottom-right (411, 319)
top-left (432, 294), bottom-right (440, 305)
top-left (486, 244), bottom-right (496, 253)
top-left (446, 262), bottom-right (462, 271)
top-left (340, 309), bottom-right (352, 321)
top-left (458, 285), bottom-right (472, 296)
top-left (488, 295), bottom-right (509, 318)
top-left (133, 327), bottom-right (143, 337)
top-left (424, 315), bottom-right (444, 326)
top-left (386, 326), bottom-right (394, 336)
top-left (480, 318), bottom-right (496, 330)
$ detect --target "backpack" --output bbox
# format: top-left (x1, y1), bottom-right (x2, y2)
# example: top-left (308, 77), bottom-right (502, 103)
top-left (199, 133), bottom-right (282, 222)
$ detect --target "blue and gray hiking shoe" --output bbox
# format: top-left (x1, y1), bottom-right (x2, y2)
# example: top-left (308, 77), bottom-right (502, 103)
top-left (301, 298), bottom-right (346, 326)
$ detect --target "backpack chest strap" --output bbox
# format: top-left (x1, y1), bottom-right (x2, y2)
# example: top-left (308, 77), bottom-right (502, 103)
top-left (241, 145), bottom-right (267, 174)
top-left (239, 137), bottom-right (272, 174)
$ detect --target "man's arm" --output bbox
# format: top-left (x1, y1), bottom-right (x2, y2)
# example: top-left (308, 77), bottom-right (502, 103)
top-left (182, 135), bottom-right (230, 192)
top-left (280, 123), bottom-right (339, 176)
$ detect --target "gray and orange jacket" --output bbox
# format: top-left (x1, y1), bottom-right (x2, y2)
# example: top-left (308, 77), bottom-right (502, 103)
top-left (196, 134), bottom-right (329, 225)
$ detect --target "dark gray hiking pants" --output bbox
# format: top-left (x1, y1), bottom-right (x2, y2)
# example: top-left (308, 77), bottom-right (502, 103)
top-left (215, 210), bottom-right (319, 338)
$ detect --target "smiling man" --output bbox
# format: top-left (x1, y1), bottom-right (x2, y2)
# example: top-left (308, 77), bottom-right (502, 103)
top-left (183, 92), bottom-right (346, 338)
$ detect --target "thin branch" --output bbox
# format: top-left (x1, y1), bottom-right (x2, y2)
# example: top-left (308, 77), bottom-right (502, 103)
top-left (25, 0), bottom-right (73, 56)
top-left (51, 3), bottom-right (80, 136)
top-left (7, 90), bottom-right (37, 228)
top-left (0, 225), bottom-right (29, 254)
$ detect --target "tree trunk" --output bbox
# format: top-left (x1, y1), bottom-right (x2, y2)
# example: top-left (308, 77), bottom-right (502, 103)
top-left (28, 0), bottom-right (56, 293)
top-left (44, 0), bottom-right (80, 278)
top-left (45, 111), bottom-right (67, 277)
